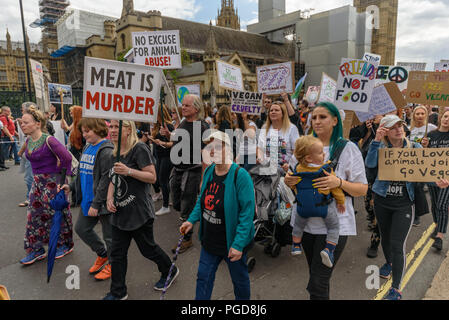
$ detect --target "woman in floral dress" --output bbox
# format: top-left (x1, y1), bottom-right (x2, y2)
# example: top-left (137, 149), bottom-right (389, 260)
top-left (19, 107), bottom-right (74, 265)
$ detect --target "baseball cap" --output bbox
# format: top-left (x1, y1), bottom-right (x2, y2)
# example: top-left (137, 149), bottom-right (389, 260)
top-left (380, 115), bottom-right (405, 129)
top-left (203, 130), bottom-right (231, 146)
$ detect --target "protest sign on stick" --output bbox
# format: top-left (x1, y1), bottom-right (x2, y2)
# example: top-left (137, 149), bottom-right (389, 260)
top-left (132, 30), bottom-right (181, 69)
top-left (216, 60), bottom-right (244, 92)
top-left (305, 86), bottom-right (320, 106)
top-left (405, 71), bottom-right (449, 107)
top-left (230, 91), bottom-right (263, 115)
top-left (378, 148), bottom-right (449, 182)
top-left (335, 58), bottom-right (379, 112)
top-left (256, 62), bottom-right (295, 95)
top-left (48, 83), bottom-right (73, 105)
top-left (363, 52), bottom-right (381, 65)
top-left (175, 83), bottom-right (201, 107)
top-left (375, 65), bottom-right (410, 92)
top-left (318, 72), bottom-right (337, 103)
top-left (30, 59), bottom-right (50, 112)
top-left (83, 56), bottom-right (163, 123)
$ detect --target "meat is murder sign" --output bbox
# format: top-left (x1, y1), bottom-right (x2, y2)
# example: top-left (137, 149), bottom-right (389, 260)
top-left (378, 148), bottom-right (449, 182)
top-left (83, 57), bottom-right (162, 123)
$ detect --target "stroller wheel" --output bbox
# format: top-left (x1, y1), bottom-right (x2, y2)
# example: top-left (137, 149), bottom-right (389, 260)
top-left (247, 257), bottom-right (256, 273)
top-left (264, 244), bottom-right (273, 255)
top-left (271, 243), bottom-right (281, 258)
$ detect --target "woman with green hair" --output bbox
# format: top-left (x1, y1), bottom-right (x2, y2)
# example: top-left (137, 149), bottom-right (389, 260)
top-left (285, 101), bottom-right (368, 300)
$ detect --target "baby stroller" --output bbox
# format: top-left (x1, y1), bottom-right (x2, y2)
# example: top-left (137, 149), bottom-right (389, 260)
top-left (245, 163), bottom-right (293, 273)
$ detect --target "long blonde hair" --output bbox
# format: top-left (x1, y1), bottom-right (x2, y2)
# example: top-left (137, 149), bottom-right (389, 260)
top-left (112, 120), bottom-right (139, 157)
top-left (264, 102), bottom-right (291, 134)
top-left (410, 105), bottom-right (428, 130)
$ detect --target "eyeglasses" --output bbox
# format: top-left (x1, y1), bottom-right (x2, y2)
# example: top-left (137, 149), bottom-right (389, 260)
top-left (182, 104), bottom-right (194, 107)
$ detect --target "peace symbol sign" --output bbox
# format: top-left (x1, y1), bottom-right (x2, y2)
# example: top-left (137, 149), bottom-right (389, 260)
top-left (389, 66), bottom-right (408, 84)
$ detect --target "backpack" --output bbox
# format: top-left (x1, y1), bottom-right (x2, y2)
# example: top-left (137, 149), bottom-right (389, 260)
top-left (293, 139), bottom-right (349, 219)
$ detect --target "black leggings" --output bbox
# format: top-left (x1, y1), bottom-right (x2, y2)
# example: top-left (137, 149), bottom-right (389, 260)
top-left (156, 155), bottom-right (173, 208)
top-left (301, 232), bottom-right (348, 300)
top-left (374, 193), bottom-right (414, 290)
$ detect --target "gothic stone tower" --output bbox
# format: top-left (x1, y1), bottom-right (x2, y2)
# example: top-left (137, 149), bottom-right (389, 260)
top-left (216, 0), bottom-right (240, 30)
top-left (354, 0), bottom-right (398, 65)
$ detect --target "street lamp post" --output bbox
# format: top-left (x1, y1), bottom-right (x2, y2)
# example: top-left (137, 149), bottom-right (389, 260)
top-left (296, 36), bottom-right (302, 78)
top-left (19, 0), bottom-right (33, 101)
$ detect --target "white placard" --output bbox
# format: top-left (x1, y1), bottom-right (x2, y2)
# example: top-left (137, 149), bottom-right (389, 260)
top-left (132, 30), bottom-right (182, 69)
top-left (256, 62), bottom-right (294, 95)
top-left (83, 57), bottom-right (163, 123)
top-left (175, 84), bottom-right (201, 107)
top-left (355, 85), bottom-right (397, 122)
top-left (48, 83), bottom-right (73, 105)
top-left (305, 86), bottom-right (320, 106)
top-left (375, 65), bottom-right (410, 92)
top-left (216, 60), bottom-right (244, 92)
top-left (335, 58), bottom-right (379, 112)
top-left (435, 62), bottom-right (449, 72)
top-left (363, 52), bottom-right (381, 65)
top-left (50, 120), bottom-right (66, 146)
top-left (29, 59), bottom-right (50, 111)
top-left (230, 91), bottom-right (263, 115)
top-left (318, 72), bottom-right (337, 104)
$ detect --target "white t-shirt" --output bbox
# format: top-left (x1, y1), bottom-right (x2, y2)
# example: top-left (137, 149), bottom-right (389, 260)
top-left (409, 124), bottom-right (437, 142)
top-left (238, 120), bottom-right (257, 156)
top-left (291, 142), bottom-right (367, 236)
top-left (257, 123), bottom-right (300, 170)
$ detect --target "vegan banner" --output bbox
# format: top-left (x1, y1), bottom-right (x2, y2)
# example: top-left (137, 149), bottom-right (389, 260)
top-left (406, 71), bottom-right (449, 107)
top-left (335, 58), bottom-right (379, 112)
top-left (230, 91), bottom-right (263, 115)
top-left (256, 62), bottom-right (294, 95)
top-left (132, 30), bottom-right (181, 69)
top-left (378, 148), bottom-right (449, 182)
top-left (217, 60), bottom-right (244, 92)
top-left (83, 57), bottom-right (162, 123)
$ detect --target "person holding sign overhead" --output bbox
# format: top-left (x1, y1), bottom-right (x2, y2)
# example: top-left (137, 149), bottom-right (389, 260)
top-left (365, 115), bottom-right (448, 300)
top-left (421, 108), bottom-right (449, 251)
top-left (104, 120), bottom-right (176, 300)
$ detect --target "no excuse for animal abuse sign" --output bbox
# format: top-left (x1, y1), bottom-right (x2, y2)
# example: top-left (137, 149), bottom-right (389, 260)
top-left (83, 57), bottom-right (162, 123)
top-left (132, 30), bottom-right (181, 69)
top-left (378, 148), bottom-right (449, 182)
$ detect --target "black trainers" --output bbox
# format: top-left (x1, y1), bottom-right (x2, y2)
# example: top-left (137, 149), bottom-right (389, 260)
top-left (154, 266), bottom-right (179, 291)
top-left (432, 238), bottom-right (443, 251)
top-left (366, 244), bottom-right (378, 258)
top-left (102, 292), bottom-right (128, 300)
top-left (431, 229), bottom-right (438, 239)
top-left (413, 216), bottom-right (421, 227)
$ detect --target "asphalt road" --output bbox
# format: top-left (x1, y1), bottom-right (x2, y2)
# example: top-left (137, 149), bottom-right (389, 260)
top-left (0, 160), bottom-right (447, 300)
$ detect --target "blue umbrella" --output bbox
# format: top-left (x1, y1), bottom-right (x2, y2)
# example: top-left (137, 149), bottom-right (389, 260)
top-left (47, 169), bottom-right (68, 283)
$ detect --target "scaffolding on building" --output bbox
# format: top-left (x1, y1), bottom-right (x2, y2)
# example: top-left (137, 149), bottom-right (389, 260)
top-left (30, 0), bottom-right (70, 40)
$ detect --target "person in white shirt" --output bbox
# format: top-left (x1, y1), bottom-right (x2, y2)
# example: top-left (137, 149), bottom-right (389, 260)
top-left (256, 101), bottom-right (300, 174)
top-left (408, 105), bottom-right (437, 143)
top-left (285, 101), bottom-right (368, 300)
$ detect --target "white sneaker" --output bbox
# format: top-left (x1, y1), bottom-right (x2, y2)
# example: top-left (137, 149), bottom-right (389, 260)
top-left (156, 206), bottom-right (171, 216)
top-left (152, 192), bottom-right (162, 201)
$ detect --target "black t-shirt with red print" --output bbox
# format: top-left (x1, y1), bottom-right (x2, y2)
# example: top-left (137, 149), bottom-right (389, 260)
top-left (200, 169), bottom-right (227, 256)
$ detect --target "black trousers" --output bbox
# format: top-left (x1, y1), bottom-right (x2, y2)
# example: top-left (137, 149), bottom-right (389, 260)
top-left (170, 168), bottom-right (202, 241)
top-left (156, 155), bottom-right (173, 208)
top-left (301, 232), bottom-right (348, 300)
top-left (110, 219), bottom-right (172, 297)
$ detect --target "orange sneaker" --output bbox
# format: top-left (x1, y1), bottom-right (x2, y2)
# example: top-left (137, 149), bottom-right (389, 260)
top-left (94, 264), bottom-right (111, 281)
top-left (89, 256), bottom-right (108, 274)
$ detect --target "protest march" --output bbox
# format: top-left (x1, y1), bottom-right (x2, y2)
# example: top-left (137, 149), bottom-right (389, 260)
top-left (2, 0), bottom-right (449, 309)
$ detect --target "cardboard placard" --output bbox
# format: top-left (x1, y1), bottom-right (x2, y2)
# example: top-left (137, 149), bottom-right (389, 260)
top-left (175, 83), bottom-right (201, 107)
top-left (342, 110), bottom-right (360, 139)
top-left (335, 58), bottom-right (379, 112)
top-left (132, 30), bottom-right (182, 69)
top-left (406, 71), bottom-right (449, 107)
top-left (48, 83), bottom-right (73, 105)
top-left (384, 82), bottom-right (407, 109)
top-left (83, 56), bottom-right (162, 123)
top-left (318, 72), bottom-right (337, 103)
top-left (256, 62), bottom-right (295, 95)
top-left (378, 148), bottom-right (449, 182)
top-left (375, 65), bottom-right (410, 92)
top-left (305, 86), bottom-right (320, 106)
top-left (230, 91), bottom-right (263, 115)
top-left (216, 60), bottom-right (244, 92)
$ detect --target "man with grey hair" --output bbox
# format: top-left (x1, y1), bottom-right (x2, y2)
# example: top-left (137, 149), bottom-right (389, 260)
top-left (161, 94), bottom-right (209, 253)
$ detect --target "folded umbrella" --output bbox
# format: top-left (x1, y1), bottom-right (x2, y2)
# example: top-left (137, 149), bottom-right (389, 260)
top-left (47, 169), bottom-right (68, 283)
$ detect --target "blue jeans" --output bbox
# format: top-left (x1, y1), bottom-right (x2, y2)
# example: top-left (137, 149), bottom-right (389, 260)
top-left (195, 247), bottom-right (250, 300)
top-left (2, 136), bottom-right (19, 163)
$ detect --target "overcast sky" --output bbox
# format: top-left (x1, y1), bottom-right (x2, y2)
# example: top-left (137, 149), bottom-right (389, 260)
top-left (1, 0), bottom-right (448, 69)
